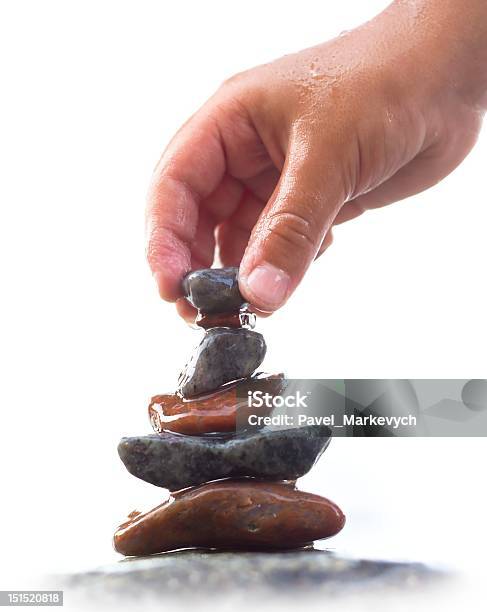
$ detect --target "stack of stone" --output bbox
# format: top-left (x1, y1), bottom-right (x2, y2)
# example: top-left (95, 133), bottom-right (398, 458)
top-left (114, 268), bottom-right (345, 556)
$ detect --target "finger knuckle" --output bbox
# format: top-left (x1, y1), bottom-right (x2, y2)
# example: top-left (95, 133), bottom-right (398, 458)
top-left (219, 69), bottom-right (250, 92)
top-left (145, 229), bottom-right (164, 270)
top-left (266, 210), bottom-right (318, 253)
top-left (145, 227), bottom-right (175, 271)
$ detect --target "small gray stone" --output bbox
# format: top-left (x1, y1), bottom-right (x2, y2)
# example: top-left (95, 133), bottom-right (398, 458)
top-left (117, 425), bottom-right (331, 490)
top-left (182, 267), bottom-right (244, 314)
top-left (178, 327), bottom-right (266, 397)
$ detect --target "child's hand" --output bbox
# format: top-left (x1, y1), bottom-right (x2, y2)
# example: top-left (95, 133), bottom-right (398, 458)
top-left (146, 0), bottom-right (486, 317)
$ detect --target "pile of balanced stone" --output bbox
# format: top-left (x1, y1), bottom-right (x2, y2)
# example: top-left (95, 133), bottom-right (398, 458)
top-left (114, 268), bottom-right (345, 556)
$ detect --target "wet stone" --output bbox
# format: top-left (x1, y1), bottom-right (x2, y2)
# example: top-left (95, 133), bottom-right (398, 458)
top-left (149, 374), bottom-right (286, 435)
top-left (182, 267), bottom-right (244, 315)
top-left (195, 310), bottom-right (256, 330)
top-left (117, 425), bottom-right (331, 491)
top-left (178, 327), bottom-right (266, 398)
top-left (113, 480), bottom-right (345, 556)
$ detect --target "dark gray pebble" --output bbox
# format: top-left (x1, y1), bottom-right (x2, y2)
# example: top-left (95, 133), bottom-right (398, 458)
top-left (182, 267), bottom-right (244, 314)
top-left (178, 327), bottom-right (266, 397)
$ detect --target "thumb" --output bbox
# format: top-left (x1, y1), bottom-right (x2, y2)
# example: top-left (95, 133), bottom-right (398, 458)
top-left (239, 142), bottom-right (346, 311)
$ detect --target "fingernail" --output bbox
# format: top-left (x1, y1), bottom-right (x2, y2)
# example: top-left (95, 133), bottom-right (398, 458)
top-left (243, 263), bottom-right (290, 311)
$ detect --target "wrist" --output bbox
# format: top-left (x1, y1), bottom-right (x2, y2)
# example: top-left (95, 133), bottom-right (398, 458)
top-left (386, 0), bottom-right (487, 110)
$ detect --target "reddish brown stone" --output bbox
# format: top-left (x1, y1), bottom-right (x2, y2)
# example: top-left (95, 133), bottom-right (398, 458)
top-left (195, 310), bottom-right (256, 330)
top-left (196, 311), bottom-right (241, 329)
top-left (148, 374), bottom-right (284, 435)
top-left (113, 480), bottom-right (345, 556)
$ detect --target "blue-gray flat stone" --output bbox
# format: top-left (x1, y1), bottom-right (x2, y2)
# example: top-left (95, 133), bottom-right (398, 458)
top-left (182, 267), bottom-right (244, 314)
top-left (117, 425), bottom-right (331, 491)
top-left (178, 327), bottom-right (266, 398)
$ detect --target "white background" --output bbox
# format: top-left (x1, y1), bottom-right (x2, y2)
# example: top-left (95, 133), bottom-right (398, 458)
top-left (0, 0), bottom-right (486, 601)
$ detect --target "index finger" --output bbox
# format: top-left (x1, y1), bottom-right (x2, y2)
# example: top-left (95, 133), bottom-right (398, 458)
top-left (146, 110), bottom-right (226, 301)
